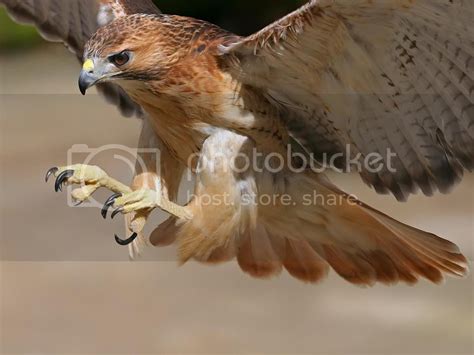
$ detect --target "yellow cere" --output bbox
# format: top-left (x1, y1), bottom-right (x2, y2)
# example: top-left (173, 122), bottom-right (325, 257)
top-left (82, 59), bottom-right (94, 72)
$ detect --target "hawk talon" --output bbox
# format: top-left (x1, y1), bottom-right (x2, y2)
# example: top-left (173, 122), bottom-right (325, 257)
top-left (44, 165), bottom-right (190, 252)
top-left (54, 170), bottom-right (75, 192)
top-left (45, 167), bottom-right (59, 183)
top-left (101, 193), bottom-right (122, 219)
top-left (114, 233), bottom-right (138, 246)
top-left (111, 207), bottom-right (124, 219)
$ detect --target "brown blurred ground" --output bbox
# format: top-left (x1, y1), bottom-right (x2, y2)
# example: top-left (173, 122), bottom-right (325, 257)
top-left (0, 45), bottom-right (473, 354)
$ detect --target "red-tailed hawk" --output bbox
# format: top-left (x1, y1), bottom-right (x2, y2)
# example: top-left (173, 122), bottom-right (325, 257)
top-left (3, 0), bottom-right (472, 285)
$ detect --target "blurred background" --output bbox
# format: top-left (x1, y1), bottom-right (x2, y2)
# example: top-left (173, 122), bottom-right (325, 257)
top-left (0, 1), bottom-right (473, 354)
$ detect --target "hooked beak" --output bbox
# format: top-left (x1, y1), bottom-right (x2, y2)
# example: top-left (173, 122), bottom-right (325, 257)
top-left (78, 70), bottom-right (99, 95)
top-left (78, 59), bottom-right (99, 95)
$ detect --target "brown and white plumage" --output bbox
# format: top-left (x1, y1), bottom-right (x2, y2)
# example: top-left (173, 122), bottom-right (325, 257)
top-left (2, 0), bottom-right (472, 285)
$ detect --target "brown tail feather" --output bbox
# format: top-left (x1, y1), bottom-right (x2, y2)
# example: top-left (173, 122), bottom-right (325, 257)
top-left (237, 226), bottom-right (283, 279)
top-left (206, 241), bottom-right (237, 264)
top-left (322, 245), bottom-right (378, 286)
top-left (283, 239), bottom-right (329, 283)
top-left (359, 251), bottom-right (400, 285)
top-left (377, 217), bottom-right (469, 277)
top-left (363, 206), bottom-right (469, 281)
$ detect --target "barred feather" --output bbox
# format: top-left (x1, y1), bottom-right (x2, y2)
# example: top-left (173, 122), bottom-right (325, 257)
top-left (222, 0), bottom-right (474, 200)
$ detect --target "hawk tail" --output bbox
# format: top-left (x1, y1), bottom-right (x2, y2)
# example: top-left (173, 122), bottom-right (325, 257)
top-left (148, 131), bottom-right (469, 285)
top-left (149, 175), bottom-right (469, 285)
top-left (299, 183), bottom-right (470, 285)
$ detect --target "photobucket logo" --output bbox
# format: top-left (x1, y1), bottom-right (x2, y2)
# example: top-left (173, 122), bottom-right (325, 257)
top-left (65, 144), bottom-right (160, 208)
top-left (187, 144), bottom-right (398, 177)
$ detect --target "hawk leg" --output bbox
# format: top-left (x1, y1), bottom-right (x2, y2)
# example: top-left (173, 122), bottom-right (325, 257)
top-left (45, 164), bottom-right (191, 245)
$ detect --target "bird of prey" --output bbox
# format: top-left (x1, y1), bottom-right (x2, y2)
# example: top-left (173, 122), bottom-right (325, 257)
top-left (2, 0), bottom-right (472, 286)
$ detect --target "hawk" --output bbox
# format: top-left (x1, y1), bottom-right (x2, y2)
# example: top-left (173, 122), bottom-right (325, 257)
top-left (2, 0), bottom-right (472, 286)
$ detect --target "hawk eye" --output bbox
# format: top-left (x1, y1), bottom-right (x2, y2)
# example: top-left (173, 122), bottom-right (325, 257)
top-left (109, 51), bottom-right (131, 67)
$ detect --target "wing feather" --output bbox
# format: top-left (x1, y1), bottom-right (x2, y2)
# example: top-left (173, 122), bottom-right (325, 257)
top-left (221, 0), bottom-right (474, 200)
top-left (0, 0), bottom-right (161, 118)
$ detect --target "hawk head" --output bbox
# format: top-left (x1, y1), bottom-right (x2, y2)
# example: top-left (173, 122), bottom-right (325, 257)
top-left (78, 14), bottom-right (182, 95)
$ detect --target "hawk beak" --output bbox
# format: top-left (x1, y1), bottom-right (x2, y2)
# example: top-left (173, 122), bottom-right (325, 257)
top-left (78, 59), bottom-right (98, 95)
top-left (78, 70), bottom-right (99, 95)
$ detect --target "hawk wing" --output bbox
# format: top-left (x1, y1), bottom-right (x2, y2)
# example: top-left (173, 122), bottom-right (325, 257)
top-left (0, 0), bottom-right (161, 117)
top-left (221, 0), bottom-right (474, 200)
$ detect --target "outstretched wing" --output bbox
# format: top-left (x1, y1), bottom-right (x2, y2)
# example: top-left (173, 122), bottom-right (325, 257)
top-left (0, 0), bottom-right (161, 117)
top-left (221, 0), bottom-right (474, 200)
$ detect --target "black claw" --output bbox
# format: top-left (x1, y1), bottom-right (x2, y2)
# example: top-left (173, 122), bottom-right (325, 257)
top-left (45, 167), bottom-right (59, 183)
top-left (101, 193), bottom-right (122, 219)
top-left (115, 233), bottom-right (138, 246)
top-left (111, 207), bottom-right (124, 219)
top-left (54, 170), bottom-right (75, 192)
top-left (73, 201), bottom-right (83, 207)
